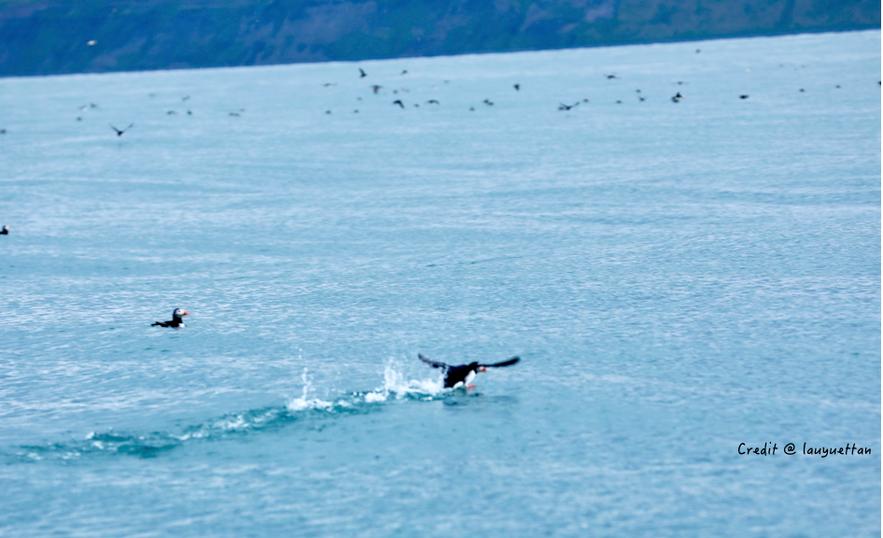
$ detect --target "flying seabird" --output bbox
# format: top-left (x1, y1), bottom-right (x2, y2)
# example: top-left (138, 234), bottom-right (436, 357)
top-left (109, 123), bottom-right (133, 136)
top-left (359, 68), bottom-right (367, 78)
top-left (393, 100), bottom-right (405, 109)
top-left (558, 102), bottom-right (579, 111)
top-left (419, 354), bottom-right (519, 389)
top-left (514, 83), bottom-right (520, 91)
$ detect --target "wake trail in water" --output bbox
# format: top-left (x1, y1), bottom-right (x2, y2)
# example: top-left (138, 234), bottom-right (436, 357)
top-left (9, 365), bottom-right (446, 463)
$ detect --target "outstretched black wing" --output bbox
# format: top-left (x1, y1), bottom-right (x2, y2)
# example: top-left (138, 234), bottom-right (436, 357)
top-left (480, 356), bottom-right (520, 368)
top-left (418, 354), bottom-right (448, 369)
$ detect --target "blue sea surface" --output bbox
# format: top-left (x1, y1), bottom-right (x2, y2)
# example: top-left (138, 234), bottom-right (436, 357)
top-left (0, 30), bottom-right (880, 537)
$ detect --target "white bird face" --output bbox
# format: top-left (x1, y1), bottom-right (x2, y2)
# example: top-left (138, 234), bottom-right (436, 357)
top-left (173, 309), bottom-right (189, 318)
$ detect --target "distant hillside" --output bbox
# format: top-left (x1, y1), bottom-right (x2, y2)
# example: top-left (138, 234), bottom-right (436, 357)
top-left (0, 0), bottom-right (879, 76)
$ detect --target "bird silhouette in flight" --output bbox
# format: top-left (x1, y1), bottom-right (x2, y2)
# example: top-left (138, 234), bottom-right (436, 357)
top-left (109, 123), bottom-right (133, 137)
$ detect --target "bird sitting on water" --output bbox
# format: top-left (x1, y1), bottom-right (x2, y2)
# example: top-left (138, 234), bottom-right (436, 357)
top-left (0, 225), bottom-right (9, 235)
top-left (418, 354), bottom-right (519, 388)
top-left (152, 308), bottom-right (189, 328)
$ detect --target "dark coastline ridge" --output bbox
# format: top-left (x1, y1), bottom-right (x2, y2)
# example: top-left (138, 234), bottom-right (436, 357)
top-left (0, 0), bottom-right (878, 77)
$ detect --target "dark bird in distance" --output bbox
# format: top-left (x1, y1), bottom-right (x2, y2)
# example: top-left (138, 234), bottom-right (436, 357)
top-left (740, 94), bottom-right (749, 99)
top-left (359, 68), bottom-right (367, 78)
top-left (372, 85), bottom-right (382, 94)
top-left (427, 99), bottom-right (440, 105)
top-left (167, 110), bottom-right (176, 115)
top-left (401, 70), bottom-right (408, 75)
top-left (558, 102), bottom-right (579, 111)
top-left (483, 99), bottom-right (494, 106)
top-left (419, 354), bottom-right (519, 388)
top-left (229, 112), bottom-right (240, 116)
top-left (583, 98), bottom-right (590, 103)
top-left (152, 308), bottom-right (189, 328)
top-left (323, 83), bottom-right (336, 87)
top-left (514, 83), bottom-right (520, 91)
top-left (325, 110), bottom-right (332, 114)
top-left (0, 225), bottom-right (9, 235)
top-left (393, 100), bottom-right (405, 109)
top-left (109, 123), bottom-right (133, 136)
top-left (671, 92), bottom-right (683, 103)
top-left (606, 74), bottom-right (617, 79)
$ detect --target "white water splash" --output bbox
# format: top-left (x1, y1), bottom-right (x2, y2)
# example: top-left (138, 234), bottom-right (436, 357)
top-left (286, 368), bottom-right (335, 412)
top-left (362, 364), bottom-right (444, 403)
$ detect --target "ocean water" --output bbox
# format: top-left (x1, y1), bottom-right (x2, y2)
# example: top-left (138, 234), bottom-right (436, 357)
top-left (0, 30), bottom-right (879, 537)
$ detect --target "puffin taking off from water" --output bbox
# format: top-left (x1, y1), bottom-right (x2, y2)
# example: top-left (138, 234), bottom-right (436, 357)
top-left (152, 308), bottom-right (189, 327)
top-left (418, 354), bottom-right (519, 388)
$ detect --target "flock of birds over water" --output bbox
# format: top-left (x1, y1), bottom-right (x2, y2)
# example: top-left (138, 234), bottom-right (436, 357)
top-left (0, 48), bottom-right (877, 241)
top-left (1, 46), bottom-right (875, 144)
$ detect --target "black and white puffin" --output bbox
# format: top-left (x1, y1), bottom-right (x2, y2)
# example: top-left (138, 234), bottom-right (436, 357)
top-left (0, 225), bottom-right (8, 235)
top-left (418, 354), bottom-right (519, 388)
top-left (152, 308), bottom-right (189, 327)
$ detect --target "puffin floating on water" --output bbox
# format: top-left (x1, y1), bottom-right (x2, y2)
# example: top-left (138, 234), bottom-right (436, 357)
top-left (418, 353), bottom-right (519, 388)
top-left (152, 308), bottom-right (189, 327)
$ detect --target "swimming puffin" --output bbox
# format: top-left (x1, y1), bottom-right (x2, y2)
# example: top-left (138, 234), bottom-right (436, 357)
top-left (152, 308), bottom-right (189, 327)
top-left (0, 225), bottom-right (8, 235)
top-left (418, 354), bottom-right (519, 388)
